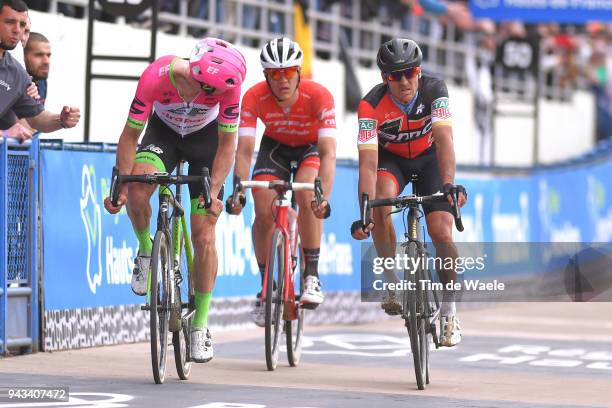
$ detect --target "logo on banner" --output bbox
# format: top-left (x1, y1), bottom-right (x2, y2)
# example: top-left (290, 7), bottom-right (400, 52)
top-left (80, 164), bottom-right (103, 294)
top-left (80, 164), bottom-right (137, 295)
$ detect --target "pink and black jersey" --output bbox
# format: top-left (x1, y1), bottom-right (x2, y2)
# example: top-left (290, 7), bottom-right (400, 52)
top-left (126, 55), bottom-right (240, 136)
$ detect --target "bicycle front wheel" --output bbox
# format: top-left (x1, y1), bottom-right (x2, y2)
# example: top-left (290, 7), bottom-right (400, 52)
top-left (404, 241), bottom-right (428, 390)
top-left (286, 238), bottom-right (305, 367)
top-left (265, 229), bottom-right (285, 371)
top-left (150, 230), bottom-right (171, 384)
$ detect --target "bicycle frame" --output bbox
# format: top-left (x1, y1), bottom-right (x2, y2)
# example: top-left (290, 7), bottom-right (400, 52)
top-left (146, 176), bottom-right (193, 309)
top-left (233, 176), bottom-right (320, 321)
top-left (261, 191), bottom-right (298, 320)
top-left (401, 202), bottom-right (440, 328)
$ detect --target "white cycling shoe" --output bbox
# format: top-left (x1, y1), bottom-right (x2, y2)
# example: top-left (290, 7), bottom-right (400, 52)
top-left (301, 275), bottom-right (324, 306)
top-left (250, 293), bottom-right (266, 327)
top-left (131, 255), bottom-right (150, 296)
top-left (440, 315), bottom-right (462, 347)
top-left (190, 327), bottom-right (213, 363)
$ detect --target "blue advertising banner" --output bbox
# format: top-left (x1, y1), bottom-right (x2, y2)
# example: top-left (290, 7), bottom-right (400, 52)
top-left (43, 150), bottom-right (141, 310)
top-left (41, 148), bottom-right (612, 311)
top-left (41, 150), bottom-right (362, 310)
top-left (470, 0), bottom-right (612, 23)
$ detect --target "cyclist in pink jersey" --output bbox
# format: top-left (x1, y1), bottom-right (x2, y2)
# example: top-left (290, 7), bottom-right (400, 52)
top-left (104, 38), bottom-right (247, 363)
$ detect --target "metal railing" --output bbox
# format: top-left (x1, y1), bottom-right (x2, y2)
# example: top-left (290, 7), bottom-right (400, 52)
top-left (46, 0), bottom-right (576, 101)
top-left (0, 137), bottom-right (40, 355)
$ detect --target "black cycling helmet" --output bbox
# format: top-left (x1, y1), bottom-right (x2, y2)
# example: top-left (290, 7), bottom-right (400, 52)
top-left (376, 38), bottom-right (422, 72)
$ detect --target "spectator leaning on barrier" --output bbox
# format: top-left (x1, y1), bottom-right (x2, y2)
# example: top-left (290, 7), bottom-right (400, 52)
top-left (24, 31), bottom-right (50, 106)
top-left (0, 0), bottom-right (80, 142)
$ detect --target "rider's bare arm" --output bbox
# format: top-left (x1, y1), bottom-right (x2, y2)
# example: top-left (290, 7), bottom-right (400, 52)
top-left (317, 137), bottom-right (336, 200)
top-left (357, 148), bottom-right (378, 204)
top-left (234, 135), bottom-right (256, 184)
top-left (431, 124), bottom-right (455, 185)
top-left (211, 130), bottom-right (237, 198)
top-left (116, 124), bottom-right (144, 176)
top-left (356, 100), bottom-right (379, 203)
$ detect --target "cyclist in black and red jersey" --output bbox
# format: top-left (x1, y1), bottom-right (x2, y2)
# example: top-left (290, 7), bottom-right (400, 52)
top-left (350, 38), bottom-right (467, 347)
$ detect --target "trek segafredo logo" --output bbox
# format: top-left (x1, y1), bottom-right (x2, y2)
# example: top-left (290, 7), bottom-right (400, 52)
top-left (80, 164), bottom-right (136, 294)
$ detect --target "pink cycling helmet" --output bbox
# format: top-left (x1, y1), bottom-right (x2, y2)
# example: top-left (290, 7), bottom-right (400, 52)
top-left (189, 37), bottom-right (247, 92)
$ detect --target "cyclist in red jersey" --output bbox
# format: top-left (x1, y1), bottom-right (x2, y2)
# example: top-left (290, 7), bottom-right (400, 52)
top-left (350, 38), bottom-right (467, 347)
top-left (103, 38), bottom-right (247, 362)
top-left (227, 37), bottom-right (336, 326)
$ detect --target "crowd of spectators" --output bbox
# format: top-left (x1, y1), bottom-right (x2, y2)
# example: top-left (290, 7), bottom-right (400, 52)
top-left (27, 0), bottom-right (612, 144)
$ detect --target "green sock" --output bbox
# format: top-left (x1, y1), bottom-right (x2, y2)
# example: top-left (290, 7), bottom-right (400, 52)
top-left (134, 227), bottom-right (152, 256)
top-left (193, 291), bottom-right (212, 329)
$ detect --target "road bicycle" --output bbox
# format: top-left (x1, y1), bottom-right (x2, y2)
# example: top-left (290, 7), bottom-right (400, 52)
top-left (109, 162), bottom-right (211, 384)
top-left (228, 162), bottom-right (324, 370)
top-left (360, 176), bottom-right (463, 390)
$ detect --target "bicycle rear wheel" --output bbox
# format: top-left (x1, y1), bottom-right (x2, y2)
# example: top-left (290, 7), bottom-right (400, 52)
top-left (173, 322), bottom-right (191, 380)
top-left (404, 241), bottom-right (428, 390)
top-left (286, 239), bottom-right (305, 367)
top-left (265, 229), bottom-right (285, 371)
top-left (150, 230), bottom-right (171, 384)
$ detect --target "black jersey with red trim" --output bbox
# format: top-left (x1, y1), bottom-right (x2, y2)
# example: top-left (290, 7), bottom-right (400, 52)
top-left (356, 75), bottom-right (452, 159)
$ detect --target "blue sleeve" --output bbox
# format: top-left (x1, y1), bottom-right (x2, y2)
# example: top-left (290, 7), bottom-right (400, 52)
top-left (419, 0), bottom-right (448, 15)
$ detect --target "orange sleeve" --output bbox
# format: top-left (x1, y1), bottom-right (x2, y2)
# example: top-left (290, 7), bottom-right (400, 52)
top-left (315, 85), bottom-right (336, 138)
top-left (238, 86), bottom-right (259, 137)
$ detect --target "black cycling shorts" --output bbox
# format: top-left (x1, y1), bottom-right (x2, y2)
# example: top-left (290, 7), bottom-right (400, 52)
top-left (377, 146), bottom-right (452, 215)
top-left (134, 113), bottom-right (223, 209)
top-left (252, 135), bottom-right (320, 182)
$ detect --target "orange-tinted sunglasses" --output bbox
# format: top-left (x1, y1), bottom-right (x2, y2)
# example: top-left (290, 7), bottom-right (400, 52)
top-left (265, 66), bottom-right (300, 80)
top-left (385, 66), bottom-right (421, 81)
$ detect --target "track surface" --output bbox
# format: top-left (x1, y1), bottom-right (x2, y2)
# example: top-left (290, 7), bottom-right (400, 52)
top-left (1, 303), bottom-right (611, 408)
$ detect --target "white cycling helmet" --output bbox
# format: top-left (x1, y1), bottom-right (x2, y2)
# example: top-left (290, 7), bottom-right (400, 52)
top-left (260, 37), bottom-right (303, 69)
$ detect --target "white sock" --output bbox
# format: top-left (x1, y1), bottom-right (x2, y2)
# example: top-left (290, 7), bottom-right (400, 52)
top-left (441, 290), bottom-right (456, 316)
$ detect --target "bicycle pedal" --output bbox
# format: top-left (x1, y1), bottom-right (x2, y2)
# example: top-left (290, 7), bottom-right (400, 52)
top-left (300, 302), bottom-right (319, 310)
top-left (381, 304), bottom-right (403, 316)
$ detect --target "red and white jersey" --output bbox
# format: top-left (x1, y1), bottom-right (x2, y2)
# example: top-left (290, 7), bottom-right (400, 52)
top-left (238, 80), bottom-right (336, 147)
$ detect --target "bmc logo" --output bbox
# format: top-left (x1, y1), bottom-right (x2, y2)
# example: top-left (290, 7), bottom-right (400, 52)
top-left (207, 66), bottom-right (220, 75)
top-left (379, 119), bottom-right (432, 143)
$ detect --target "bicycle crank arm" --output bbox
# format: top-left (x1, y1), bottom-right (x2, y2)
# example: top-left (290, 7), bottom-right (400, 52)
top-left (430, 323), bottom-right (440, 349)
top-left (140, 304), bottom-right (172, 312)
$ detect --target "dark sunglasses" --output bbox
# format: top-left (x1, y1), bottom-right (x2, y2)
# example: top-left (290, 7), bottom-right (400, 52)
top-left (265, 66), bottom-right (300, 80)
top-left (385, 67), bottom-right (421, 81)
